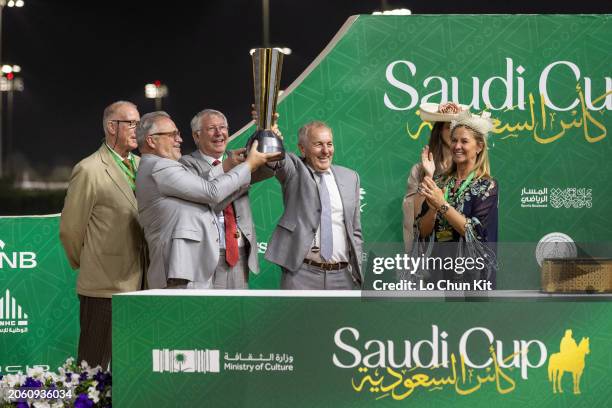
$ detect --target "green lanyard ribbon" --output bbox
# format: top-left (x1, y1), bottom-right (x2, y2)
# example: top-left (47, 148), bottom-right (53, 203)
top-left (106, 145), bottom-right (137, 191)
top-left (443, 171), bottom-right (475, 206)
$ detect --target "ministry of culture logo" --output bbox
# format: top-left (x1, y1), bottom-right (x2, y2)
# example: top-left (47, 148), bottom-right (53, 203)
top-left (152, 349), bottom-right (220, 373)
top-left (520, 187), bottom-right (592, 209)
top-left (152, 349), bottom-right (295, 374)
top-left (0, 289), bottom-right (29, 334)
top-left (548, 329), bottom-right (590, 395)
top-left (535, 232), bottom-right (577, 267)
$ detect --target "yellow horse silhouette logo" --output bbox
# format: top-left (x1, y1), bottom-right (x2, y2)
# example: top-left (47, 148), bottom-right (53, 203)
top-left (548, 329), bottom-right (590, 394)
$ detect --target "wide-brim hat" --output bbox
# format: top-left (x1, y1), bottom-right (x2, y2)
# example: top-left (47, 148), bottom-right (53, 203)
top-left (450, 110), bottom-right (494, 137)
top-left (418, 102), bottom-right (469, 123)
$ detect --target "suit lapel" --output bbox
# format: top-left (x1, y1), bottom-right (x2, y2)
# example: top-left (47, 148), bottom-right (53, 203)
top-left (100, 145), bottom-right (137, 209)
top-left (193, 150), bottom-right (215, 180)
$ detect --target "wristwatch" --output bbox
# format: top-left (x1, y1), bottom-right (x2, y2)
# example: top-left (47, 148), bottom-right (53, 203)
top-left (438, 203), bottom-right (449, 215)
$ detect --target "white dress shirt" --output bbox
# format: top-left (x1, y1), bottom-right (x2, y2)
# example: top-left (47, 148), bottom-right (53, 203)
top-left (305, 167), bottom-right (349, 263)
top-left (200, 152), bottom-right (245, 249)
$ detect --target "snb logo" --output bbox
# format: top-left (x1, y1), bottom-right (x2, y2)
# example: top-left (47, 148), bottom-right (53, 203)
top-left (152, 349), bottom-right (220, 373)
top-left (0, 239), bottom-right (37, 269)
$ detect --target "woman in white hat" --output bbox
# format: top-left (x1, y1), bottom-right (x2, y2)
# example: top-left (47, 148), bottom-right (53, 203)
top-left (402, 102), bottom-right (465, 252)
top-left (414, 110), bottom-right (498, 287)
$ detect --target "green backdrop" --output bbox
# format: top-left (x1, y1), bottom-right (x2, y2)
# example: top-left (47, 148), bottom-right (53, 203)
top-left (0, 215), bottom-right (78, 374)
top-left (233, 14), bottom-right (612, 289)
top-left (113, 292), bottom-right (612, 407)
top-left (0, 14), bottom-right (610, 384)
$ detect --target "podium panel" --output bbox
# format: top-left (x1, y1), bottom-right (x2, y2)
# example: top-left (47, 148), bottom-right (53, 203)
top-left (113, 290), bottom-right (611, 407)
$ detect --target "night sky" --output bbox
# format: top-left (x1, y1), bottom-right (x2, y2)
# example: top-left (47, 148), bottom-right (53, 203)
top-left (2, 0), bottom-right (609, 177)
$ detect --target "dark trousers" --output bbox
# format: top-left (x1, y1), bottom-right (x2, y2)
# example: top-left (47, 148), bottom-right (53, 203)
top-left (78, 295), bottom-right (112, 370)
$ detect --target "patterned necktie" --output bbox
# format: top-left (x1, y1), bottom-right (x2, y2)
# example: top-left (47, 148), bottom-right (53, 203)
top-left (213, 159), bottom-right (239, 266)
top-left (122, 158), bottom-right (136, 192)
top-left (123, 158), bottom-right (133, 174)
top-left (317, 172), bottom-right (333, 261)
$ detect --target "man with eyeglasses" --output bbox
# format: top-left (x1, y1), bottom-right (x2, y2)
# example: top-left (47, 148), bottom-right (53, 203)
top-left (179, 109), bottom-right (274, 289)
top-left (60, 100), bottom-right (147, 370)
top-left (136, 111), bottom-right (279, 289)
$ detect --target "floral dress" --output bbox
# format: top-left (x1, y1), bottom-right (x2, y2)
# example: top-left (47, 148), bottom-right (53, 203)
top-left (413, 176), bottom-right (499, 287)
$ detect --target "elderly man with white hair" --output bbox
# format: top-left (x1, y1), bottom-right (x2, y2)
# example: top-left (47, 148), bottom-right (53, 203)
top-left (60, 100), bottom-right (146, 369)
top-left (265, 120), bottom-right (363, 290)
top-left (180, 109), bottom-right (276, 289)
top-left (135, 111), bottom-right (277, 289)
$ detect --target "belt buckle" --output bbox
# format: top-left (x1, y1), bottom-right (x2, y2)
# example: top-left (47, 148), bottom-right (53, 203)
top-left (321, 262), bottom-right (334, 270)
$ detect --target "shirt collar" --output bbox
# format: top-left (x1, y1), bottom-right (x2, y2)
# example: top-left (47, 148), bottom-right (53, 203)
top-left (306, 163), bottom-right (332, 177)
top-left (105, 143), bottom-right (133, 161)
top-left (200, 151), bottom-right (225, 166)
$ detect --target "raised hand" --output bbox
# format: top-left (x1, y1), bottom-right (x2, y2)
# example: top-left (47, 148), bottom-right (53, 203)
top-left (245, 140), bottom-right (282, 171)
top-left (418, 176), bottom-right (445, 210)
top-left (251, 104), bottom-right (281, 138)
top-left (421, 145), bottom-right (435, 178)
top-left (222, 148), bottom-right (247, 171)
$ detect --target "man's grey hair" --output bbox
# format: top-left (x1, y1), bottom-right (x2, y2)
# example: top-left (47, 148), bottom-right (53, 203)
top-left (297, 120), bottom-right (332, 146)
top-left (190, 109), bottom-right (228, 133)
top-left (102, 100), bottom-right (137, 135)
top-left (136, 111), bottom-right (171, 148)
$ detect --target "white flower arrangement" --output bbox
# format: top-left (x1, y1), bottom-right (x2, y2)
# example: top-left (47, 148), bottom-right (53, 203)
top-left (0, 358), bottom-right (111, 408)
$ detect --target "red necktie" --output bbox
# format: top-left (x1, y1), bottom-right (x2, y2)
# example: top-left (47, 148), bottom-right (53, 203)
top-left (213, 159), bottom-right (239, 266)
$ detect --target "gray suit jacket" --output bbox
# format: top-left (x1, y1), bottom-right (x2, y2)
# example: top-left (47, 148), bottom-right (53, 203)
top-left (179, 150), bottom-right (273, 274)
top-left (264, 152), bottom-right (363, 283)
top-left (136, 154), bottom-right (251, 288)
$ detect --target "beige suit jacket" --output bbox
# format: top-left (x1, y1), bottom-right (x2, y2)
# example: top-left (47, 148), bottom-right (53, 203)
top-left (60, 144), bottom-right (146, 298)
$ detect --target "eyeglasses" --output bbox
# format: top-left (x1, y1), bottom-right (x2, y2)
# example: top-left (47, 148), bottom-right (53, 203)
top-left (110, 119), bottom-right (140, 129)
top-left (150, 130), bottom-right (181, 140)
top-left (201, 125), bottom-right (228, 133)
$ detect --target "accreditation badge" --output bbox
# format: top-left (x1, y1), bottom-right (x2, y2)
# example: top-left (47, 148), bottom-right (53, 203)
top-left (436, 228), bottom-right (454, 242)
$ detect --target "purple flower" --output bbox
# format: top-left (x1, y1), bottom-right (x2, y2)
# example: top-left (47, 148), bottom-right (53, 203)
top-left (94, 372), bottom-right (106, 385)
top-left (74, 393), bottom-right (94, 408)
top-left (15, 402), bottom-right (29, 408)
top-left (79, 372), bottom-right (88, 382)
top-left (94, 371), bottom-right (112, 390)
top-left (66, 372), bottom-right (73, 382)
top-left (23, 376), bottom-right (43, 388)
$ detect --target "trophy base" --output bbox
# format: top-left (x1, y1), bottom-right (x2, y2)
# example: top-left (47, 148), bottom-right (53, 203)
top-left (246, 129), bottom-right (285, 160)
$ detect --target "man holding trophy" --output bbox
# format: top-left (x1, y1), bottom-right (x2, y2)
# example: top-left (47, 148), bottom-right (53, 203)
top-left (247, 48), bottom-right (363, 290)
top-left (180, 108), bottom-right (277, 289)
top-left (264, 120), bottom-right (363, 290)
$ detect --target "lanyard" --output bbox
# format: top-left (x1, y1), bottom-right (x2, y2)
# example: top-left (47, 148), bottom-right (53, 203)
top-left (106, 145), bottom-right (137, 191)
top-left (443, 171), bottom-right (475, 205)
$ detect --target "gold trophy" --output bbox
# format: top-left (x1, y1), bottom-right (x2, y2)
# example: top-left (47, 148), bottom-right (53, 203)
top-left (246, 48), bottom-right (285, 159)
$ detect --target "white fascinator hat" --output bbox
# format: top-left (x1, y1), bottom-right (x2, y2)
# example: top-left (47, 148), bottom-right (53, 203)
top-left (450, 110), bottom-right (494, 137)
top-left (418, 102), bottom-right (469, 123)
